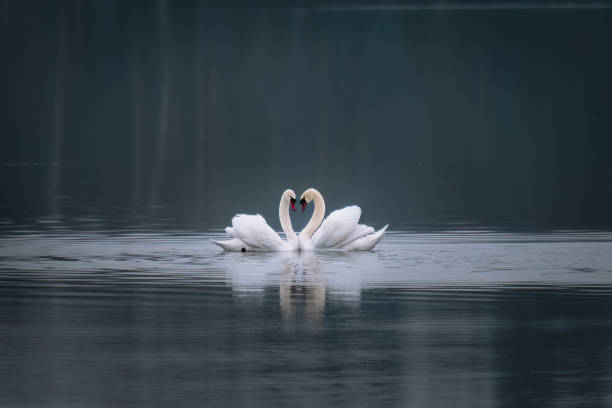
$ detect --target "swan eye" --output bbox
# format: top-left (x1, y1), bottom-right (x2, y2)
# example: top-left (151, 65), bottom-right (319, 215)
top-left (300, 198), bottom-right (307, 212)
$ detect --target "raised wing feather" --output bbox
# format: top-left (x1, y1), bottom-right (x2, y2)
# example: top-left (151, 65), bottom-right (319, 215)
top-left (343, 225), bottom-right (388, 251)
top-left (311, 206), bottom-right (362, 249)
top-left (336, 224), bottom-right (375, 248)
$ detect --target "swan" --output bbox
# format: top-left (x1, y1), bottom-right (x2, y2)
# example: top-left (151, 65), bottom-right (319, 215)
top-left (212, 189), bottom-right (299, 252)
top-left (298, 188), bottom-right (388, 251)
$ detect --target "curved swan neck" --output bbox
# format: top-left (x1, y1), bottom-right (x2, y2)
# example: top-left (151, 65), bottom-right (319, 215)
top-left (301, 190), bottom-right (325, 238)
top-left (279, 197), bottom-right (297, 242)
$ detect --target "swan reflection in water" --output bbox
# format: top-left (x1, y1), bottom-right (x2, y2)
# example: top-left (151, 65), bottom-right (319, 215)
top-left (279, 254), bottom-right (326, 327)
top-left (224, 251), bottom-right (368, 327)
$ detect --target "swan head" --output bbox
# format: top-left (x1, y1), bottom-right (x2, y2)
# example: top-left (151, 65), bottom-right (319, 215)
top-left (282, 189), bottom-right (297, 212)
top-left (299, 188), bottom-right (320, 213)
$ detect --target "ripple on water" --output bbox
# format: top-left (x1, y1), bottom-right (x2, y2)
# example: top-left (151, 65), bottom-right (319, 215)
top-left (1, 230), bottom-right (612, 407)
top-left (0, 230), bottom-right (611, 291)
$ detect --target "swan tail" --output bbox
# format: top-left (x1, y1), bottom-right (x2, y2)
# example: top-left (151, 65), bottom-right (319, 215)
top-left (211, 238), bottom-right (249, 252)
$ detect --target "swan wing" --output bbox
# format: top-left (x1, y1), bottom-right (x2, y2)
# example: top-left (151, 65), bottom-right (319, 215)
top-left (336, 223), bottom-right (375, 248)
top-left (343, 225), bottom-right (388, 251)
top-left (311, 205), bottom-right (363, 249)
top-left (230, 214), bottom-right (285, 251)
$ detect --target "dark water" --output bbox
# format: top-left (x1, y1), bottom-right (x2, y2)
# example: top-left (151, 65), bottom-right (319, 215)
top-left (2, 230), bottom-right (612, 407)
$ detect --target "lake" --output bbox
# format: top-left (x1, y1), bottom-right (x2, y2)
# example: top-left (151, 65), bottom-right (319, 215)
top-left (3, 1), bottom-right (612, 406)
top-left (1, 229), bottom-right (611, 406)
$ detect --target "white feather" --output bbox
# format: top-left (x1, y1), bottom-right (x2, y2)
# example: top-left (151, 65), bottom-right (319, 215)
top-left (299, 189), bottom-right (387, 251)
top-left (211, 238), bottom-right (251, 252)
top-left (230, 214), bottom-right (288, 251)
top-left (213, 189), bottom-right (299, 252)
top-left (311, 206), bottom-right (362, 248)
top-left (342, 225), bottom-right (388, 251)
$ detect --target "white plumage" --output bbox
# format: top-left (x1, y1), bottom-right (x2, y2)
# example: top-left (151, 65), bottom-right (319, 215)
top-left (226, 214), bottom-right (293, 251)
top-left (298, 189), bottom-right (388, 251)
top-left (212, 189), bottom-right (298, 252)
top-left (212, 187), bottom-right (387, 252)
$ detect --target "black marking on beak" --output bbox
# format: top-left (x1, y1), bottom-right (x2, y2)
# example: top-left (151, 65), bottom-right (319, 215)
top-left (300, 198), bottom-right (307, 213)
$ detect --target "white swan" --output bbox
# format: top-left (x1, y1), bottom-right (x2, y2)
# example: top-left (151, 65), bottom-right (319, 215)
top-left (298, 188), bottom-right (388, 251)
top-left (212, 189), bottom-right (299, 252)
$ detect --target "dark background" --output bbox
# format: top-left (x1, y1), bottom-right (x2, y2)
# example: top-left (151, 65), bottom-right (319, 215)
top-left (1, 0), bottom-right (611, 231)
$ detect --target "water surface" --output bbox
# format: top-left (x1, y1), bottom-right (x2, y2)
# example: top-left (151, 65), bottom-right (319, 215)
top-left (1, 231), bottom-right (612, 406)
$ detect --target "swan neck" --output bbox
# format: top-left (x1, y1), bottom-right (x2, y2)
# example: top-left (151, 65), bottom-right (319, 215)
top-left (279, 198), bottom-right (297, 242)
top-left (302, 191), bottom-right (325, 238)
